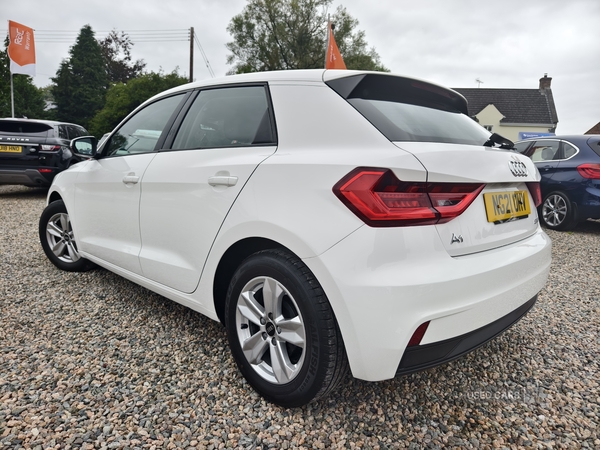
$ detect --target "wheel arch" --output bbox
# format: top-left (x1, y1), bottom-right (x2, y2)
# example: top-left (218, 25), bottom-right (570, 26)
top-left (213, 237), bottom-right (290, 324)
top-left (48, 190), bottom-right (63, 204)
top-left (541, 190), bottom-right (578, 230)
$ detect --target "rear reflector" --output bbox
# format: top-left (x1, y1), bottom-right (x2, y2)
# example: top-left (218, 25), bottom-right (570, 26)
top-left (577, 163), bottom-right (600, 179)
top-left (526, 182), bottom-right (542, 207)
top-left (408, 321), bottom-right (430, 347)
top-left (333, 167), bottom-right (484, 226)
top-left (38, 168), bottom-right (53, 173)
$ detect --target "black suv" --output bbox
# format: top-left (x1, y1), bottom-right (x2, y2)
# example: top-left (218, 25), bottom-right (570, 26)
top-left (0, 118), bottom-right (91, 187)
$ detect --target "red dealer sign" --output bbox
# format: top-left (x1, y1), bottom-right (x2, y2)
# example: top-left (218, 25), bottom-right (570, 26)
top-left (8, 20), bottom-right (36, 76)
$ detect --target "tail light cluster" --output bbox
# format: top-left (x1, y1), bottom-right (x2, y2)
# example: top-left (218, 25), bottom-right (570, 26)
top-left (577, 163), bottom-right (600, 179)
top-left (333, 167), bottom-right (484, 227)
top-left (40, 145), bottom-right (64, 151)
top-left (526, 182), bottom-right (542, 208)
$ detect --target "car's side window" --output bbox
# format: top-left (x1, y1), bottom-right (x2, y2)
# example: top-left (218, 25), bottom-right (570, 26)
top-left (104, 93), bottom-right (185, 157)
top-left (69, 125), bottom-right (87, 138)
top-left (561, 142), bottom-right (578, 159)
top-left (172, 86), bottom-right (274, 150)
top-left (529, 141), bottom-right (560, 162)
top-left (58, 125), bottom-right (69, 140)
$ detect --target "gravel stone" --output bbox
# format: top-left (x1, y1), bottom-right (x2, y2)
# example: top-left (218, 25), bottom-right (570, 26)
top-left (1, 185), bottom-right (598, 448)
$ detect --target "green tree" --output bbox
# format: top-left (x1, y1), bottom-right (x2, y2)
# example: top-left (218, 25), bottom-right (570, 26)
top-left (0, 37), bottom-right (47, 118)
top-left (226, 0), bottom-right (387, 73)
top-left (99, 30), bottom-right (146, 84)
top-left (52, 25), bottom-right (108, 129)
top-left (88, 70), bottom-right (188, 138)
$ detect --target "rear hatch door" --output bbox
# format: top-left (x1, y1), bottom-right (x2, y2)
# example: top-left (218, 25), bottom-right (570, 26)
top-left (0, 120), bottom-right (54, 168)
top-left (397, 142), bottom-right (541, 256)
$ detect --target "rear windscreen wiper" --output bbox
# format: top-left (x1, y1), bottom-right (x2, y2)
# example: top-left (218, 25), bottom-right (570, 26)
top-left (483, 133), bottom-right (515, 150)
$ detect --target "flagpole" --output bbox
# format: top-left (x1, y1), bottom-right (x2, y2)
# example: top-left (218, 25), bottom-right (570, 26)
top-left (324, 17), bottom-right (330, 69)
top-left (10, 73), bottom-right (15, 118)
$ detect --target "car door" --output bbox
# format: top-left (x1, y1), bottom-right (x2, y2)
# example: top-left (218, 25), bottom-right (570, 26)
top-left (137, 85), bottom-right (277, 293)
top-left (549, 140), bottom-right (581, 191)
top-left (73, 93), bottom-right (188, 274)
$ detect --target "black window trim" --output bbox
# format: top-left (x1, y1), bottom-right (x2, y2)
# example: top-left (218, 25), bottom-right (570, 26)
top-left (98, 90), bottom-right (193, 159)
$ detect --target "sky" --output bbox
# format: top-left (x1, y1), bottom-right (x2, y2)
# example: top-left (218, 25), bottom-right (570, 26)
top-left (3, 0), bottom-right (600, 134)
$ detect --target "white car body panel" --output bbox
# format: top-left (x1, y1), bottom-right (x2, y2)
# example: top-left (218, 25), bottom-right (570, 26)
top-left (396, 142), bottom-right (539, 183)
top-left (74, 153), bottom-right (157, 274)
top-left (137, 146), bottom-right (276, 293)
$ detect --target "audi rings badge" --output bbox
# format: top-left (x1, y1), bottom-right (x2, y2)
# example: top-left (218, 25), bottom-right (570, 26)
top-left (509, 156), bottom-right (528, 177)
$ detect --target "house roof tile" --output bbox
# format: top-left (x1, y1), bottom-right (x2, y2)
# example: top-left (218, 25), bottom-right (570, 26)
top-left (585, 122), bottom-right (600, 134)
top-left (452, 88), bottom-right (558, 125)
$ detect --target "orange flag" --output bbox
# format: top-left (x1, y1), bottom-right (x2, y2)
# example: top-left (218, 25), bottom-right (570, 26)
top-left (325, 23), bottom-right (346, 70)
top-left (8, 20), bottom-right (36, 76)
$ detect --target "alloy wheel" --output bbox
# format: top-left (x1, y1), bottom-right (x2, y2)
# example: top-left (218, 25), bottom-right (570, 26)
top-left (235, 276), bottom-right (306, 384)
top-left (542, 194), bottom-right (568, 227)
top-left (45, 212), bottom-right (81, 263)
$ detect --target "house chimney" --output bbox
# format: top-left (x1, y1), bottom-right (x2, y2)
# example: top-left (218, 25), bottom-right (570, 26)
top-left (539, 73), bottom-right (552, 90)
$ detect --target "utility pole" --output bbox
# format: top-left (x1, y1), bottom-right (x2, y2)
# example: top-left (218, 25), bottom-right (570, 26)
top-left (189, 27), bottom-right (194, 82)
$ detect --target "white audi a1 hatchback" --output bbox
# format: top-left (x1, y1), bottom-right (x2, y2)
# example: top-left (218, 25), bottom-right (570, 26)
top-left (40, 70), bottom-right (551, 407)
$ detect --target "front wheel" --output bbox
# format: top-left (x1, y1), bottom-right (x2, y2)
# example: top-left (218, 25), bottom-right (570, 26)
top-left (224, 249), bottom-right (347, 407)
top-left (39, 200), bottom-right (95, 272)
top-left (539, 191), bottom-right (577, 231)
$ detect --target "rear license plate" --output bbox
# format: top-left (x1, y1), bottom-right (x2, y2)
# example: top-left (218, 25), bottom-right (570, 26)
top-left (483, 190), bottom-right (531, 222)
top-left (0, 145), bottom-right (22, 153)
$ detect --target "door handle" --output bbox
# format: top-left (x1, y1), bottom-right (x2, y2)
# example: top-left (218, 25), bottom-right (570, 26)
top-left (123, 174), bottom-right (140, 184)
top-left (208, 176), bottom-right (238, 187)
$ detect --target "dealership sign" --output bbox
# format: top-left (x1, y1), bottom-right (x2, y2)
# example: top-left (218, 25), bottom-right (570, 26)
top-left (518, 132), bottom-right (555, 140)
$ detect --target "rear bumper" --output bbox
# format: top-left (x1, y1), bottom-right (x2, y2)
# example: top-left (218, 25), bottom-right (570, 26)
top-left (0, 168), bottom-right (54, 187)
top-left (304, 226), bottom-right (551, 381)
top-left (396, 295), bottom-right (536, 375)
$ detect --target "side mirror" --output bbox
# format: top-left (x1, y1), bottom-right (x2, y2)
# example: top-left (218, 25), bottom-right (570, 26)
top-left (71, 136), bottom-right (98, 157)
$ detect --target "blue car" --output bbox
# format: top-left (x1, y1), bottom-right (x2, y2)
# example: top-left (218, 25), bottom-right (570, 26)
top-left (514, 135), bottom-right (600, 230)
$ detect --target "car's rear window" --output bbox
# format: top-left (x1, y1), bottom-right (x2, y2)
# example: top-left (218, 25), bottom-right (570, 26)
top-left (0, 120), bottom-right (53, 137)
top-left (327, 74), bottom-right (491, 146)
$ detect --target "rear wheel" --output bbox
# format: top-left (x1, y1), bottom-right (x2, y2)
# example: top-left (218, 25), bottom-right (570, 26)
top-left (39, 200), bottom-right (94, 272)
top-left (224, 249), bottom-right (347, 407)
top-left (540, 191), bottom-right (577, 231)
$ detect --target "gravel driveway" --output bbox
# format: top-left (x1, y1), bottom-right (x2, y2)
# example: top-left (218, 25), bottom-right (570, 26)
top-left (1, 184), bottom-right (598, 449)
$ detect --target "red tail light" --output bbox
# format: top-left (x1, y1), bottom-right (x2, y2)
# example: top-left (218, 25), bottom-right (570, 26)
top-left (38, 168), bottom-right (53, 173)
top-left (526, 182), bottom-right (542, 208)
top-left (333, 167), bottom-right (484, 227)
top-left (577, 163), bottom-right (600, 179)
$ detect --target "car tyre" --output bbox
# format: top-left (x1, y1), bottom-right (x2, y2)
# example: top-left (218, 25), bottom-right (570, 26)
top-left (539, 191), bottom-right (577, 231)
top-left (224, 249), bottom-right (347, 407)
top-left (39, 200), bottom-right (95, 272)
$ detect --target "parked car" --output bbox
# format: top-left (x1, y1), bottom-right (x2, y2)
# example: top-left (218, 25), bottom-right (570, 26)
top-left (0, 118), bottom-right (91, 187)
top-left (514, 135), bottom-right (600, 230)
top-left (39, 70), bottom-right (552, 407)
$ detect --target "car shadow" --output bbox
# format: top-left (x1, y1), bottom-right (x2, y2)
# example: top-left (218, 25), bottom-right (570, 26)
top-left (0, 185), bottom-right (48, 199)
top-left (574, 219), bottom-right (600, 235)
